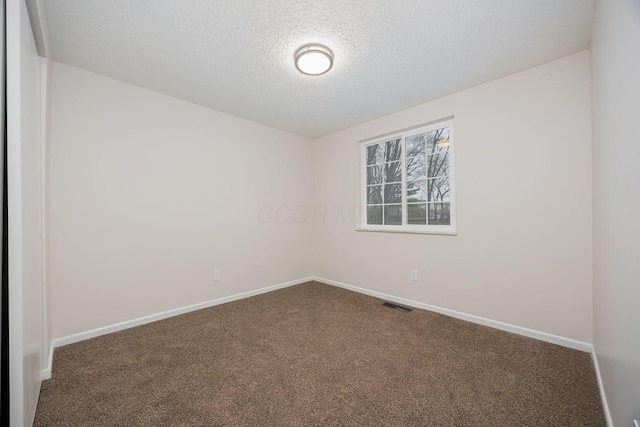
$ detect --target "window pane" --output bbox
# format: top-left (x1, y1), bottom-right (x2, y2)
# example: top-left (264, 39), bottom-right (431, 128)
top-left (384, 183), bottom-right (402, 203)
top-left (367, 185), bottom-right (382, 204)
top-left (384, 205), bottom-right (402, 225)
top-left (408, 203), bottom-right (427, 225)
top-left (366, 165), bottom-right (383, 185)
top-left (366, 143), bottom-right (384, 165)
top-left (384, 161), bottom-right (402, 183)
top-left (406, 133), bottom-right (426, 157)
top-left (367, 206), bottom-right (383, 225)
top-left (407, 180), bottom-right (427, 202)
top-left (426, 149), bottom-right (450, 178)
top-left (367, 138), bottom-right (402, 165)
top-left (427, 177), bottom-right (450, 202)
top-left (385, 139), bottom-right (402, 163)
top-left (428, 202), bottom-right (451, 225)
top-left (406, 155), bottom-right (426, 181)
top-left (425, 127), bottom-right (450, 153)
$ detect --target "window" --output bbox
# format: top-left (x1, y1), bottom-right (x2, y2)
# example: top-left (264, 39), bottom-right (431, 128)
top-left (359, 119), bottom-right (455, 234)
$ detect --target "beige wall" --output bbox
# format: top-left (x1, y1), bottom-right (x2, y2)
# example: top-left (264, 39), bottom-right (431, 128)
top-left (591, 0), bottom-right (640, 425)
top-left (313, 51), bottom-right (593, 343)
top-left (49, 62), bottom-right (313, 339)
top-left (50, 53), bottom-right (595, 348)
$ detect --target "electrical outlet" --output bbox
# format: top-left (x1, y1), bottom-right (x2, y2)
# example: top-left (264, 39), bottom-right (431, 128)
top-left (214, 270), bottom-right (221, 281)
top-left (410, 270), bottom-right (418, 281)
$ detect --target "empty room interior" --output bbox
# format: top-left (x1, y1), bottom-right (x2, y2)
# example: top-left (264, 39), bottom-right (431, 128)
top-left (3, 0), bottom-right (639, 426)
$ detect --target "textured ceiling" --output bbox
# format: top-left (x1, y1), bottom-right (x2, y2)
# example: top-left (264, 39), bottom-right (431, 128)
top-left (45, 0), bottom-right (596, 138)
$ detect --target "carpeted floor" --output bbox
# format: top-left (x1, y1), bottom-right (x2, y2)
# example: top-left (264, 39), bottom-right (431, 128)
top-left (35, 281), bottom-right (605, 426)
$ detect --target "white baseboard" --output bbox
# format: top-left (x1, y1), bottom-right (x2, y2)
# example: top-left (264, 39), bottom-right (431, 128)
top-left (42, 276), bottom-right (595, 377)
top-left (41, 340), bottom-right (54, 380)
top-left (314, 276), bottom-right (614, 423)
top-left (42, 276), bottom-right (313, 377)
top-left (42, 275), bottom-right (610, 424)
top-left (591, 348), bottom-right (613, 427)
top-left (312, 276), bottom-right (593, 353)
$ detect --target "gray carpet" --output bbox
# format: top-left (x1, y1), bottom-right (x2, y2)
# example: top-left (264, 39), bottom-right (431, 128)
top-left (35, 281), bottom-right (605, 426)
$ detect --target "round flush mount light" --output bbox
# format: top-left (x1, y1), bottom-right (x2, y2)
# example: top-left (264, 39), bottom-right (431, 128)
top-left (295, 45), bottom-right (333, 76)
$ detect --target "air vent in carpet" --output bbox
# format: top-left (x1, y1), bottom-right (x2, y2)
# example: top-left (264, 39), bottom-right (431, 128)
top-left (382, 302), bottom-right (412, 313)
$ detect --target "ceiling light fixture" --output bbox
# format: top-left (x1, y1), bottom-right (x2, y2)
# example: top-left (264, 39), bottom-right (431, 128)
top-left (295, 45), bottom-right (333, 76)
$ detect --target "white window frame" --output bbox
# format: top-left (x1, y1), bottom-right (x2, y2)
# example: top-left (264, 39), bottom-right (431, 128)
top-left (357, 119), bottom-right (456, 235)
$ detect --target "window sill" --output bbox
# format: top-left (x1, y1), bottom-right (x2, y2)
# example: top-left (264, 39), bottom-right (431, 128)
top-left (356, 228), bottom-right (457, 236)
